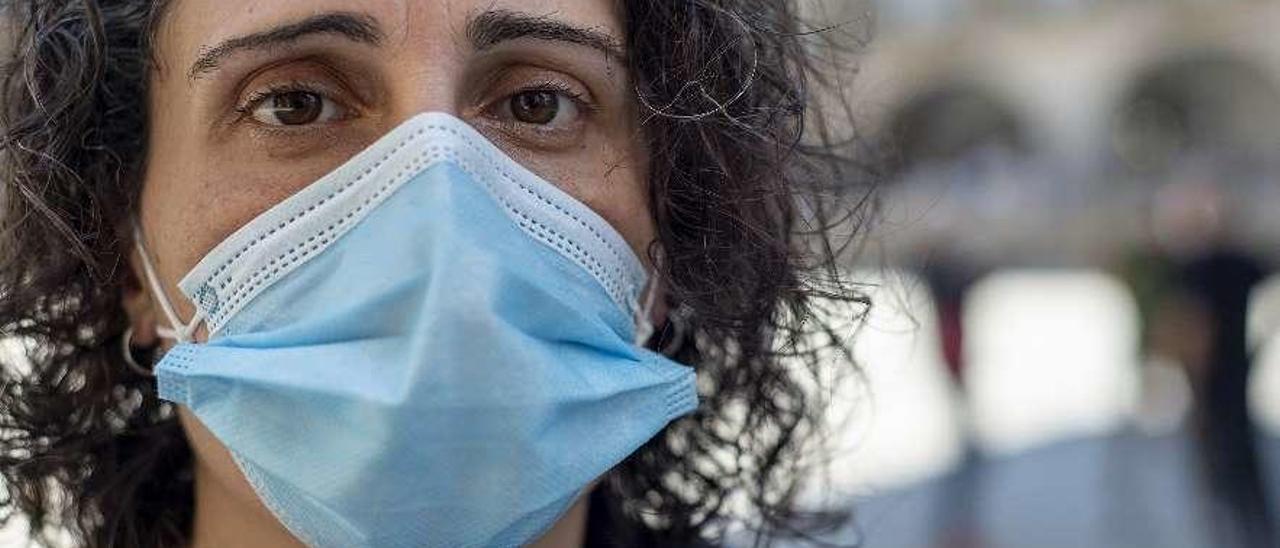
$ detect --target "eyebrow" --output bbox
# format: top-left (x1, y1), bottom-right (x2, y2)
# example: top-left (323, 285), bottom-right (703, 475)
top-left (466, 10), bottom-right (624, 59)
top-left (187, 9), bottom-right (623, 81)
top-left (188, 12), bottom-right (383, 80)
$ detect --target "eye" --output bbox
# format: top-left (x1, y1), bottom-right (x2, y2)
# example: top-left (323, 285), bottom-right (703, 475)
top-left (501, 89), bottom-right (582, 128)
top-left (249, 90), bottom-right (348, 126)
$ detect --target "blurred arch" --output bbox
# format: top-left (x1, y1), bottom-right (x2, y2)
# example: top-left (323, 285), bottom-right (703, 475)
top-left (1111, 51), bottom-right (1280, 176)
top-left (883, 84), bottom-right (1030, 178)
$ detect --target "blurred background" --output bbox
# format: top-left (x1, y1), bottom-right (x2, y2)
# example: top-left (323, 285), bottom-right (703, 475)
top-left (781, 0), bottom-right (1280, 547)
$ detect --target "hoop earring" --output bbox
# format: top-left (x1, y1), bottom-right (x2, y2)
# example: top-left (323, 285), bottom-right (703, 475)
top-left (121, 327), bottom-right (156, 377)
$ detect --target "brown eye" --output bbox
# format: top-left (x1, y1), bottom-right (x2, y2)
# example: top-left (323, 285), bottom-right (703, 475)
top-left (250, 90), bottom-right (346, 126)
top-left (271, 91), bottom-right (322, 125)
top-left (510, 90), bottom-right (561, 125)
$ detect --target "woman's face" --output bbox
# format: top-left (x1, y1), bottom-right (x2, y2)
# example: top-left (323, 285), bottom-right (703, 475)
top-left (130, 0), bottom-right (648, 541)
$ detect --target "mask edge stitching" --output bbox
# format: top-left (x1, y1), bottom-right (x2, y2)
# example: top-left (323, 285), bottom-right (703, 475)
top-left (198, 126), bottom-right (433, 296)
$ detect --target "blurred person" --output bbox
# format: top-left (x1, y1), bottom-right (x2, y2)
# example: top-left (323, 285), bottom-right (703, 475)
top-left (0, 1), bottom-right (870, 547)
top-left (918, 244), bottom-right (989, 548)
top-left (1111, 205), bottom-right (1187, 432)
top-left (1152, 177), bottom-right (1276, 548)
top-left (920, 247), bottom-right (983, 393)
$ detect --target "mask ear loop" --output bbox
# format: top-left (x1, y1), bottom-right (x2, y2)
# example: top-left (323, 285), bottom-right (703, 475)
top-left (659, 304), bottom-right (693, 358)
top-left (132, 223), bottom-right (205, 344)
top-left (633, 271), bottom-right (695, 355)
top-left (632, 273), bottom-right (662, 347)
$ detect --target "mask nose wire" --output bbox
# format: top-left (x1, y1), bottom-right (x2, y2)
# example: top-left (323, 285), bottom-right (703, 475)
top-left (132, 222), bottom-right (206, 344)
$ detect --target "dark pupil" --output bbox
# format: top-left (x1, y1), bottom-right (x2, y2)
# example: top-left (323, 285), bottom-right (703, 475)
top-left (272, 91), bottom-right (323, 125)
top-left (511, 91), bottom-right (559, 124)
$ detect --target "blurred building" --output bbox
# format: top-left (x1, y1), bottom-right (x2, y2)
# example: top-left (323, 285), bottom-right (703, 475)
top-left (836, 0), bottom-right (1280, 267)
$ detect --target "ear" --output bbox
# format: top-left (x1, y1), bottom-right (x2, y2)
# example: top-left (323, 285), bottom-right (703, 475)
top-left (122, 245), bottom-right (162, 350)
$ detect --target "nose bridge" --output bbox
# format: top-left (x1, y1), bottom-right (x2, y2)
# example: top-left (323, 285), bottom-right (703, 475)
top-left (382, 1), bottom-right (471, 120)
top-left (389, 71), bottom-right (458, 121)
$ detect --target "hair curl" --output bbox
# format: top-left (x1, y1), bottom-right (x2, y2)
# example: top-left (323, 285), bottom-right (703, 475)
top-left (0, 1), bottom-right (872, 546)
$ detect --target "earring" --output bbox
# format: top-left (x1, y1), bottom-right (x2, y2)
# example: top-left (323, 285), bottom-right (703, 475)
top-left (121, 327), bottom-right (156, 377)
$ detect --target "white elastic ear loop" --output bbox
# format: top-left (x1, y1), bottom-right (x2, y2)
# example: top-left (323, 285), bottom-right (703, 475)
top-left (132, 223), bottom-right (205, 344)
top-left (632, 273), bottom-right (662, 347)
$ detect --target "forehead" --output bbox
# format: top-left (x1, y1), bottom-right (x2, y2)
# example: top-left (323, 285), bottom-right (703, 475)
top-left (157, 0), bottom-right (623, 69)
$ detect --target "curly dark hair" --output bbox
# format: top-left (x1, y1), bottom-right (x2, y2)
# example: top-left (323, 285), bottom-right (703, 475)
top-left (0, 0), bottom-right (872, 546)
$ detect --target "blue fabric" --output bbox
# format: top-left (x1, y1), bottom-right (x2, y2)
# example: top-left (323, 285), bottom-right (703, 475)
top-left (155, 143), bottom-right (698, 547)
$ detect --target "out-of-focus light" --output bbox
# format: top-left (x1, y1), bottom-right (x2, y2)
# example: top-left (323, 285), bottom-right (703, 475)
top-left (966, 270), bottom-right (1140, 455)
top-left (1249, 275), bottom-right (1280, 435)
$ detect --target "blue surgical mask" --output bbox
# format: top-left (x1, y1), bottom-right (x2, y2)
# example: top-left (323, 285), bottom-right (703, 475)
top-left (135, 113), bottom-right (698, 548)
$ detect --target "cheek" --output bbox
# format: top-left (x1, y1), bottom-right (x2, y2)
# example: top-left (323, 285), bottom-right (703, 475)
top-left (590, 138), bottom-right (655, 267)
top-left (593, 160), bottom-right (653, 265)
top-left (142, 136), bottom-right (373, 283)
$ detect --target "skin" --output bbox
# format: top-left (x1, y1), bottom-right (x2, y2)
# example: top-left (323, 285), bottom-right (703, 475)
top-left (123, 0), bottom-right (654, 545)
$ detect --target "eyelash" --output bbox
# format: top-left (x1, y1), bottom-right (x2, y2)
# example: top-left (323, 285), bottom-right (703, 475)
top-left (515, 79), bottom-right (593, 113)
top-left (233, 81), bottom-right (336, 119)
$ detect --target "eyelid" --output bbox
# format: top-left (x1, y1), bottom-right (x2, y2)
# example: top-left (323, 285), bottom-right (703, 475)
top-left (227, 58), bottom-right (369, 125)
top-left (512, 80), bottom-right (594, 113)
top-left (480, 69), bottom-right (598, 117)
top-left (235, 80), bottom-right (349, 118)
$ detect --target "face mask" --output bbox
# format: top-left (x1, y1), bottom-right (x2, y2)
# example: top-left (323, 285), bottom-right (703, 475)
top-left (135, 112), bottom-right (698, 548)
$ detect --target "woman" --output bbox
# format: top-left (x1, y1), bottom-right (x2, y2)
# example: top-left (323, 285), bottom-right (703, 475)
top-left (0, 0), bottom-right (865, 546)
